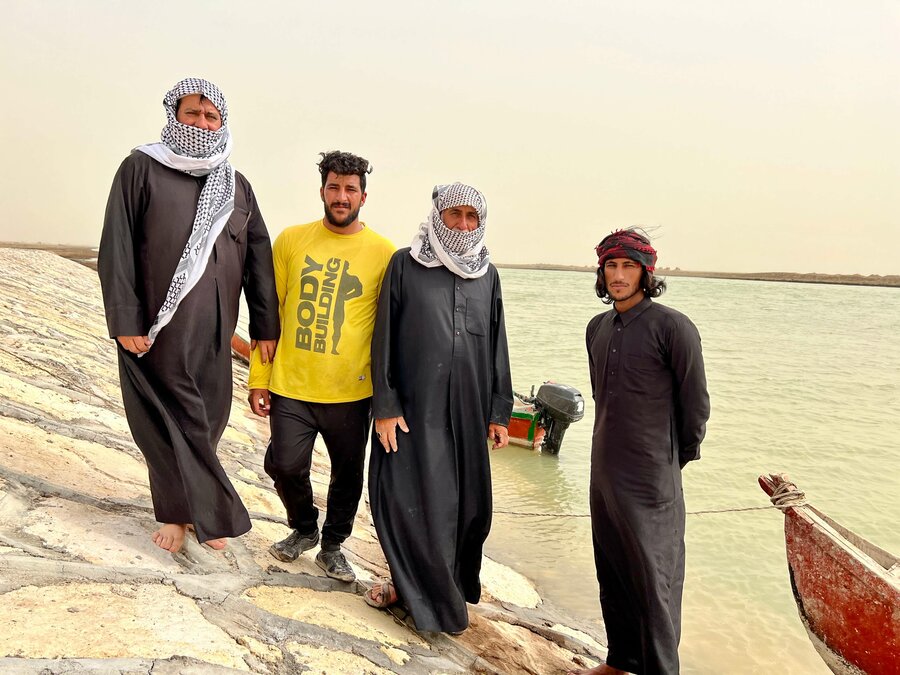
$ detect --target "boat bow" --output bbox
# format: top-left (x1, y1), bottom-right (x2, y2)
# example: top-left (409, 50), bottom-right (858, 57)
top-left (759, 473), bottom-right (900, 675)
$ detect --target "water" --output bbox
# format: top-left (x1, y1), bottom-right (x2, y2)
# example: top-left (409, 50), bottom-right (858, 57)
top-left (239, 269), bottom-right (900, 673)
top-left (488, 269), bottom-right (900, 674)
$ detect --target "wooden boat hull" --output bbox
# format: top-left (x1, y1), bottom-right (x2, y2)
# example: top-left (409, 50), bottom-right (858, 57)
top-left (231, 333), bottom-right (251, 364)
top-left (759, 474), bottom-right (900, 675)
top-left (508, 399), bottom-right (545, 449)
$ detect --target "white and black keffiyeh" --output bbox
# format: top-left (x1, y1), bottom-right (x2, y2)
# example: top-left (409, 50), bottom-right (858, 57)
top-left (135, 77), bottom-right (236, 350)
top-left (409, 182), bottom-right (490, 279)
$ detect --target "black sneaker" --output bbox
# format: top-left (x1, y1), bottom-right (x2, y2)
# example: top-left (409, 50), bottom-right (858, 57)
top-left (269, 529), bottom-right (320, 562)
top-left (315, 549), bottom-right (356, 582)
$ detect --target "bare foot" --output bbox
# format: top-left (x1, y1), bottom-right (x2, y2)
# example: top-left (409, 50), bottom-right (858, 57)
top-left (152, 524), bottom-right (187, 553)
top-left (183, 525), bottom-right (227, 550)
top-left (567, 665), bottom-right (630, 675)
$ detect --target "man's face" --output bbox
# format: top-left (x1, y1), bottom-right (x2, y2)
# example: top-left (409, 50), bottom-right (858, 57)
top-left (321, 172), bottom-right (366, 228)
top-left (441, 205), bottom-right (479, 232)
top-left (176, 94), bottom-right (222, 131)
top-left (603, 257), bottom-right (644, 310)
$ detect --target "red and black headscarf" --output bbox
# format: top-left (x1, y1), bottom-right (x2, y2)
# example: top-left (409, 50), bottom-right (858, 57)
top-left (595, 229), bottom-right (657, 273)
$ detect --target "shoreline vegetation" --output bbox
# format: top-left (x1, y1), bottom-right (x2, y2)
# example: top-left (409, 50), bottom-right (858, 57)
top-left (2, 242), bottom-right (897, 288)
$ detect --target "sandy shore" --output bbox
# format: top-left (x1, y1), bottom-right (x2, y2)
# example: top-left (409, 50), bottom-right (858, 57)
top-left (0, 247), bottom-right (606, 674)
top-left (0, 242), bottom-right (101, 270)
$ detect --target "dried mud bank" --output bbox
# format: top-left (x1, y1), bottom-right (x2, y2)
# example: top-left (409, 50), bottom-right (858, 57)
top-left (0, 248), bottom-right (606, 674)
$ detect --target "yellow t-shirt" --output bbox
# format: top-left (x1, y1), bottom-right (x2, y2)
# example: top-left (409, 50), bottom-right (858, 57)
top-left (248, 219), bottom-right (395, 403)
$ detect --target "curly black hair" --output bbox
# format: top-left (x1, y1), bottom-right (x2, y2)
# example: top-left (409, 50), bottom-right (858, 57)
top-left (317, 151), bottom-right (372, 192)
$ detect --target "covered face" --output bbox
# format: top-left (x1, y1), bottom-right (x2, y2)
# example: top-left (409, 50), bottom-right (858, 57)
top-left (434, 183), bottom-right (487, 233)
top-left (160, 78), bottom-right (229, 159)
top-left (429, 183), bottom-right (487, 257)
top-left (409, 182), bottom-right (491, 279)
top-left (175, 93), bottom-right (222, 131)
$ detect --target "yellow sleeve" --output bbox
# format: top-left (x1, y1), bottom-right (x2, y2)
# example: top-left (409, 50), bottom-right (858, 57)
top-left (273, 229), bottom-right (289, 310)
top-left (248, 347), bottom-right (273, 389)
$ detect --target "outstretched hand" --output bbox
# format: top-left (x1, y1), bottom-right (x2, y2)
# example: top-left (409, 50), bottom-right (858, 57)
top-left (488, 423), bottom-right (509, 449)
top-left (375, 416), bottom-right (409, 453)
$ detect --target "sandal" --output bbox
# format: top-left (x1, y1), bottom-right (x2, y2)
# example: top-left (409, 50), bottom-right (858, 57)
top-left (364, 580), bottom-right (398, 608)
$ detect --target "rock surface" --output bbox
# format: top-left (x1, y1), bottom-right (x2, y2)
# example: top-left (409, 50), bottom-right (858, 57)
top-left (0, 248), bottom-right (606, 674)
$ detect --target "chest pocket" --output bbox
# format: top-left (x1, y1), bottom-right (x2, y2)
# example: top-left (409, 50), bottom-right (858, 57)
top-left (625, 354), bottom-right (663, 373)
top-left (227, 207), bottom-right (250, 244)
top-left (623, 354), bottom-right (667, 396)
top-left (465, 297), bottom-right (487, 336)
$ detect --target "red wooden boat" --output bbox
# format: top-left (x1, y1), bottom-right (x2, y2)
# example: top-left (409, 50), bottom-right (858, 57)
top-left (508, 395), bottom-right (546, 450)
top-left (231, 332), bottom-right (251, 364)
top-left (509, 384), bottom-right (584, 454)
top-left (758, 473), bottom-right (900, 674)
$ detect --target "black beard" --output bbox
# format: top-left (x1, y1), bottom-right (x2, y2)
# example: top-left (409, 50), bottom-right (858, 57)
top-left (324, 203), bottom-right (361, 228)
top-left (611, 285), bottom-right (643, 304)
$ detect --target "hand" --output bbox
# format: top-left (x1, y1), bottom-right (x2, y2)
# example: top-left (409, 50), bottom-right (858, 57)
top-left (251, 339), bottom-right (277, 364)
top-left (117, 335), bottom-right (151, 354)
top-left (249, 388), bottom-right (271, 417)
top-left (488, 423), bottom-right (509, 450)
top-left (375, 416), bottom-right (409, 453)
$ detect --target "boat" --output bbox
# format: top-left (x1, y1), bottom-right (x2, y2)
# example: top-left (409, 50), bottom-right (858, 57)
top-left (510, 383), bottom-right (585, 454)
top-left (231, 333), bottom-right (251, 364)
top-left (508, 394), bottom-right (546, 450)
top-left (758, 473), bottom-right (900, 674)
top-left (231, 332), bottom-right (585, 454)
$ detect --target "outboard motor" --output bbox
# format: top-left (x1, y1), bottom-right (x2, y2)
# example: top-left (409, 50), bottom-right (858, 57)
top-left (535, 383), bottom-right (585, 455)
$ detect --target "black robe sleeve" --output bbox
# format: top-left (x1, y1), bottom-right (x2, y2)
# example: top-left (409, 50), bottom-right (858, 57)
top-left (586, 314), bottom-right (602, 399)
top-left (668, 314), bottom-right (710, 467)
top-left (489, 274), bottom-right (513, 426)
top-left (371, 252), bottom-right (405, 419)
top-left (98, 155), bottom-right (148, 338)
top-left (239, 179), bottom-right (280, 341)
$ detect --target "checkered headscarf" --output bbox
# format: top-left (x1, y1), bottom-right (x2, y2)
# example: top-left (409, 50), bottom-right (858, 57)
top-left (409, 182), bottom-right (490, 279)
top-left (159, 77), bottom-right (230, 158)
top-left (134, 78), bottom-right (236, 351)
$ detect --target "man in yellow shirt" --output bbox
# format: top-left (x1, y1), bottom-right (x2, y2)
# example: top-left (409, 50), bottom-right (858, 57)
top-left (249, 151), bottom-right (394, 582)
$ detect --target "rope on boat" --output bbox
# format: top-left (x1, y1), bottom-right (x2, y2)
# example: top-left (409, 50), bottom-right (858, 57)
top-left (493, 505), bottom-right (777, 518)
top-left (768, 480), bottom-right (807, 509)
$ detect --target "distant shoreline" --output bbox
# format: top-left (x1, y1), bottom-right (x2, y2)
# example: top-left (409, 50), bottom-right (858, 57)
top-left (495, 263), bottom-right (900, 288)
top-left (1, 242), bottom-right (100, 270)
top-left (2, 242), bottom-right (897, 288)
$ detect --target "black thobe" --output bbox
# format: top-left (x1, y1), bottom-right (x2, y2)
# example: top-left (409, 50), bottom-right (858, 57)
top-left (98, 151), bottom-right (279, 543)
top-left (585, 296), bottom-right (709, 675)
top-left (369, 249), bottom-right (513, 633)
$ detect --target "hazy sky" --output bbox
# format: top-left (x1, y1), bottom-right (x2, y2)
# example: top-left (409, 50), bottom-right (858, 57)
top-left (2, 1), bottom-right (898, 274)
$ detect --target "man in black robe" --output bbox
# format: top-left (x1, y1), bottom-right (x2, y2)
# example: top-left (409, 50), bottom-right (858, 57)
top-left (367, 182), bottom-right (513, 634)
top-left (575, 229), bottom-right (710, 675)
top-left (98, 78), bottom-right (279, 553)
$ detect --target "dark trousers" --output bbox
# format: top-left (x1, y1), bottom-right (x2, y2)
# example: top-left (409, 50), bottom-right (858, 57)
top-left (264, 394), bottom-right (371, 549)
